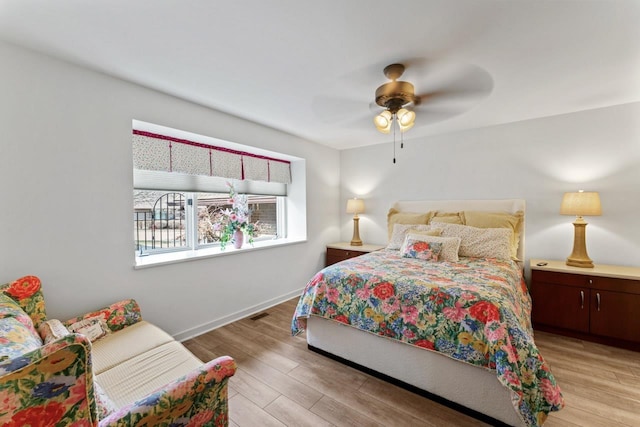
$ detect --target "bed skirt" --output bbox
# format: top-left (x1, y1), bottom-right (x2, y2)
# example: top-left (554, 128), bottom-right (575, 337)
top-left (306, 316), bottom-right (525, 427)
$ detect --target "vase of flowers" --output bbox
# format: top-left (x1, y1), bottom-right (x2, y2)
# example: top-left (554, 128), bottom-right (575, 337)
top-left (232, 229), bottom-right (244, 249)
top-left (219, 182), bottom-right (256, 250)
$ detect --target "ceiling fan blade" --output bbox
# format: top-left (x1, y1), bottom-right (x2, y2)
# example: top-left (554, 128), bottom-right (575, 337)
top-left (406, 97), bottom-right (483, 127)
top-left (416, 111), bottom-right (462, 125)
top-left (311, 95), bottom-right (373, 124)
top-left (418, 103), bottom-right (475, 116)
top-left (369, 101), bottom-right (385, 112)
top-left (408, 61), bottom-right (493, 123)
top-left (414, 61), bottom-right (493, 99)
top-left (415, 89), bottom-right (489, 110)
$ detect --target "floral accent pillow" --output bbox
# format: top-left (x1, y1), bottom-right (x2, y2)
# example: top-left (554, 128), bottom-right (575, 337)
top-left (402, 233), bottom-right (462, 262)
top-left (400, 235), bottom-right (443, 261)
top-left (0, 317), bottom-right (43, 361)
top-left (387, 224), bottom-right (442, 250)
top-left (65, 299), bottom-right (142, 333)
top-left (0, 293), bottom-right (43, 360)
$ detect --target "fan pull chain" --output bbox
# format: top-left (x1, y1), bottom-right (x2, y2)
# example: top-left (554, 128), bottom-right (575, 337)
top-left (401, 127), bottom-right (404, 149)
top-left (392, 115), bottom-right (397, 163)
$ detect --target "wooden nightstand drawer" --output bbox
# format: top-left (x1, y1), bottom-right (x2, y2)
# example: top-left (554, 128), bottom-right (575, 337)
top-left (532, 270), bottom-right (587, 287)
top-left (326, 247), bottom-right (367, 266)
top-left (325, 242), bottom-right (385, 267)
top-left (590, 276), bottom-right (640, 294)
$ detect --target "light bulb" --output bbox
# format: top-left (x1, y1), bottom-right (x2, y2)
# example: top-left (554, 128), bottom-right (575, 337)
top-left (397, 108), bottom-right (415, 132)
top-left (396, 108), bottom-right (411, 125)
top-left (374, 110), bottom-right (392, 134)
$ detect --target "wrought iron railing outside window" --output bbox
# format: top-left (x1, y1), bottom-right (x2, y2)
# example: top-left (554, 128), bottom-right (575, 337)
top-left (134, 190), bottom-right (278, 254)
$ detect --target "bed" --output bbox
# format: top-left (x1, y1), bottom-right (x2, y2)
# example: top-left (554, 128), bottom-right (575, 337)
top-left (292, 199), bottom-right (564, 427)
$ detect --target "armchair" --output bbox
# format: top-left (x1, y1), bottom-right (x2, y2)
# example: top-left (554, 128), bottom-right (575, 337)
top-left (0, 276), bottom-right (236, 426)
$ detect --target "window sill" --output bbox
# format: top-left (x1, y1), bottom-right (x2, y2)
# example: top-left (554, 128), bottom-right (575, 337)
top-left (134, 237), bottom-right (307, 269)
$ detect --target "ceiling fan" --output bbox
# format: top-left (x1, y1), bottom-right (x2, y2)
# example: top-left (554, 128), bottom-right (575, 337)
top-left (310, 58), bottom-right (493, 155)
top-left (369, 61), bottom-right (493, 162)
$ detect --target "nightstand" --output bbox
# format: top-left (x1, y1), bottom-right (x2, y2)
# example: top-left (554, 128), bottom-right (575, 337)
top-left (325, 242), bottom-right (385, 267)
top-left (530, 259), bottom-right (640, 350)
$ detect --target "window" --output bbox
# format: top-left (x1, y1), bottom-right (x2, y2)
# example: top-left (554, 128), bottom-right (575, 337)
top-left (132, 120), bottom-right (306, 267)
top-left (134, 190), bottom-right (281, 255)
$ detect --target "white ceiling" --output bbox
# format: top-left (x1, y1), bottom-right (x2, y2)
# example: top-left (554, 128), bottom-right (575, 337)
top-left (1, 0), bottom-right (639, 150)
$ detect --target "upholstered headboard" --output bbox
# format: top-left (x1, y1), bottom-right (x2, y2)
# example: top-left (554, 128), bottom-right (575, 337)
top-left (391, 199), bottom-right (526, 262)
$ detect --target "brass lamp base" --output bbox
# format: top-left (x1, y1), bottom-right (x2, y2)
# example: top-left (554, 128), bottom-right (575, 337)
top-left (566, 217), bottom-right (594, 268)
top-left (566, 257), bottom-right (594, 268)
top-left (350, 216), bottom-right (363, 246)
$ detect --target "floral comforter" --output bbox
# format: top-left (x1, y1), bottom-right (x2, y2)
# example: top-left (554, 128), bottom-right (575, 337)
top-left (291, 250), bottom-right (564, 426)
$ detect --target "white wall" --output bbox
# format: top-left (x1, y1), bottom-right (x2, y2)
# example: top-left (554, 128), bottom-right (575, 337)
top-left (0, 41), bottom-right (341, 338)
top-left (341, 103), bottom-right (640, 270)
top-left (3, 39), bottom-right (638, 339)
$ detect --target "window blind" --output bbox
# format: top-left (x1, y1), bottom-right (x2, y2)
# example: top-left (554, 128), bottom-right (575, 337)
top-left (132, 130), bottom-right (291, 196)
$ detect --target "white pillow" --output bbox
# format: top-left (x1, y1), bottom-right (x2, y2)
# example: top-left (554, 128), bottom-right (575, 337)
top-left (38, 319), bottom-right (71, 344)
top-left (387, 224), bottom-right (442, 250)
top-left (68, 317), bottom-right (111, 342)
top-left (432, 222), bottom-right (513, 260)
top-left (403, 233), bottom-right (461, 262)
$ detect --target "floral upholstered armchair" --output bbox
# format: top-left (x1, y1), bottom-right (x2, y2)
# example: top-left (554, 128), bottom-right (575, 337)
top-left (0, 276), bottom-right (236, 426)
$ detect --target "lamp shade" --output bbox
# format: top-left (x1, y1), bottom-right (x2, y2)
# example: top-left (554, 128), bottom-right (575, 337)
top-left (374, 111), bottom-right (392, 134)
top-left (560, 191), bottom-right (602, 217)
top-left (346, 198), bottom-right (365, 214)
top-left (397, 108), bottom-right (415, 132)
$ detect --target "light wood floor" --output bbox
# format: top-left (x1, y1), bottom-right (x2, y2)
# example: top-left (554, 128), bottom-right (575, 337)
top-left (183, 298), bottom-right (640, 427)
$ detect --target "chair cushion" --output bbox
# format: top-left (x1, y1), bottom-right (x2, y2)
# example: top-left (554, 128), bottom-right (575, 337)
top-left (96, 340), bottom-right (202, 408)
top-left (94, 380), bottom-right (118, 419)
top-left (90, 321), bottom-right (174, 375)
top-left (0, 293), bottom-right (43, 361)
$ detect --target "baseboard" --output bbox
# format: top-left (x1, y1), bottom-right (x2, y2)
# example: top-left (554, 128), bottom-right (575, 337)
top-left (173, 287), bottom-right (303, 342)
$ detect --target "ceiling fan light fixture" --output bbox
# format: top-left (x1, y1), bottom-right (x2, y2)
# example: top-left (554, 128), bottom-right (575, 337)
top-left (397, 108), bottom-right (415, 132)
top-left (374, 110), bottom-right (392, 134)
top-left (374, 64), bottom-right (418, 137)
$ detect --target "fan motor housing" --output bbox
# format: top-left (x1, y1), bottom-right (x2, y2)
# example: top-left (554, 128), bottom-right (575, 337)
top-left (375, 81), bottom-right (417, 112)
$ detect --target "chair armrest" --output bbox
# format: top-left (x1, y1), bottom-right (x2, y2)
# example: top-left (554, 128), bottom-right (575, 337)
top-left (65, 299), bottom-right (142, 333)
top-left (0, 334), bottom-right (98, 425)
top-left (99, 356), bottom-right (236, 426)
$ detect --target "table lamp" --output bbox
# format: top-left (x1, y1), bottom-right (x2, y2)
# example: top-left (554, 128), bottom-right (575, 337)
top-left (560, 191), bottom-right (601, 268)
top-left (346, 198), bottom-right (365, 246)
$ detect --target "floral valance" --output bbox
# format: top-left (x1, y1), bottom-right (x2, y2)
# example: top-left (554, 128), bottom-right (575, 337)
top-left (132, 130), bottom-right (292, 184)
